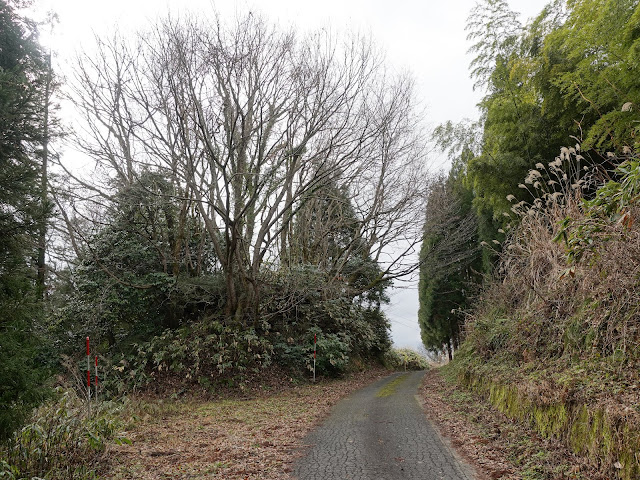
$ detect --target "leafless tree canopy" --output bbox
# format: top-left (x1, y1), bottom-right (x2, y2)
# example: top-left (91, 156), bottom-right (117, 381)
top-left (421, 175), bottom-right (479, 276)
top-left (63, 12), bottom-right (428, 320)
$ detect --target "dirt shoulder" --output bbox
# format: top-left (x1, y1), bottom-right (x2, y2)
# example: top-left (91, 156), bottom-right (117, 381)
top-left (104, 369), bottom-right (390, 480)
top-left (419, 368), bottom-right (604, 480)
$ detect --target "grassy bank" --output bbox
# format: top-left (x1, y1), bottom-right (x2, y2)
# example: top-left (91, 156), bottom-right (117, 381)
top-left (445, 156), bottom-right (640, 478)
top-left (448, 336), bottom-right (640, 479)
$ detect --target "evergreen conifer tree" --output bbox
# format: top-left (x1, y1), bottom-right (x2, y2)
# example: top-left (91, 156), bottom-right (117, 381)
top-left (0, 0), bottom-right (51, 440)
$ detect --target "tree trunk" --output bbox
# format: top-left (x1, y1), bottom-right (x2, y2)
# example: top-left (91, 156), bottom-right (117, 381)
top-left (37, 52), bottom-right (52, 299)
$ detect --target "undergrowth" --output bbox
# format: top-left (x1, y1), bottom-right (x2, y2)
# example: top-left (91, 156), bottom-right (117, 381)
top-left (0, 389), bottom-right (131, 479)
top-left (96, 321), bottom-right (366, 397)
top-left (464, 147), bottom-right (640, 393)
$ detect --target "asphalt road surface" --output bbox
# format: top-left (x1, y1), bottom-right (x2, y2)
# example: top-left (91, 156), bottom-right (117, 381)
top-left (294, 371), bottom-right (476, 480)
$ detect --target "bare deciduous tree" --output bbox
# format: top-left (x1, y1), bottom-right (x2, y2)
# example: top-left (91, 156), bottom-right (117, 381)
top-left (63, 12), bottom-right (428, 322)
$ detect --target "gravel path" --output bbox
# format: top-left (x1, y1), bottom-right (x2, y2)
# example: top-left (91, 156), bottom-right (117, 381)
top-left (294, 371), bottom-right (476, 480)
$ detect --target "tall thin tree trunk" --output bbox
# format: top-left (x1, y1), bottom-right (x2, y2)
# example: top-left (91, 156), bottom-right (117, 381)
top-left (37, 52), bottom-right (51, 299)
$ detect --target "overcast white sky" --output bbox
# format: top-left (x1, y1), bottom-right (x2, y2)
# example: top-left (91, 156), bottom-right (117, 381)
top-left (31, 0), bottom-right (550, 350)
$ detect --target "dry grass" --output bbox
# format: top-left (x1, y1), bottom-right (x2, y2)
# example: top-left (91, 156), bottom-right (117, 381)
top-left (104, 369), bottom-right (389, 479)
top-left (456, 151), bottom-right (640, 477)
top-left (468, 150), bottom-right (640, 390)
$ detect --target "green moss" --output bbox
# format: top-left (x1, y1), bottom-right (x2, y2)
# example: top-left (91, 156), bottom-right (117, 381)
top-left (599, 411), bottom-right (614, 457)
top-left (376, 373), bottom-right (409, 398)
top-left (533, 403), bottom-right (568, 438)
top-left (459, 371), bottom-right (640, 479)
top-left (489, 384), bottom-right (531, 420)
top-left (617, 426), bottom-right (640, 480)
top-left (569, 405), bottom-right (590, 453)
top-left (619, 449), bottom-right (635, 479)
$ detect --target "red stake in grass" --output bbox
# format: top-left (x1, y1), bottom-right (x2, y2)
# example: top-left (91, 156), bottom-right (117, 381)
top-left (313, 334), bottom-right (316, 382)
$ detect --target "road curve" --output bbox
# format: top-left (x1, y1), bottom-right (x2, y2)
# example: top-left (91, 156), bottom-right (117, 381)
top-left (294, 371), bottom-right (475, 480)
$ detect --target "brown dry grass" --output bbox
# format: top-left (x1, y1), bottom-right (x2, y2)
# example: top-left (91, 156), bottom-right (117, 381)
top-left (103, 369), bottom-right (389, 479)
top-left (457, 155), bottom-right (640, 476)
top-left (468, 186), bottom-right (640, 407)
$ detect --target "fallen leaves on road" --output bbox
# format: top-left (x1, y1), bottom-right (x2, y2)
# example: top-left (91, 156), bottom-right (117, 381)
top-left (105, 369), bottom-right (389, 479)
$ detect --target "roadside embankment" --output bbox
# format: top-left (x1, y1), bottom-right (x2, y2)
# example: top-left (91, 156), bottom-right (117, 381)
top-left (433, 157), bottom-right (640, 478)
top-left (420, 367), bottom-right (609, 479)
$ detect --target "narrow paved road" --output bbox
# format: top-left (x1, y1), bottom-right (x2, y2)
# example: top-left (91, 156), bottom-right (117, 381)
top-left (294, 371), bottom-right (475, 480)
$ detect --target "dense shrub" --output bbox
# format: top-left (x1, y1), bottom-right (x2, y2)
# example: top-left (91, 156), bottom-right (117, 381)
top-left (51, 258), bottom-right (394, 399)
top-left (384, 348), bottom-right (429, 371)
top-left (93, 321), bottom-right (275, 395)
top-left (313, 331), bottom-right (351, 376)
top-left (94, 306), bottom-right (390, 395)
top-left (102, 321), bottom-right (369, 392)
top-left (0, 389), bottom-right (130, 479)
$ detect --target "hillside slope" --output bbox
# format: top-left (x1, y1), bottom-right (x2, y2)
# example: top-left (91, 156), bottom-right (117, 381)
top-left (451, 152), bottom-right (640, 479)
